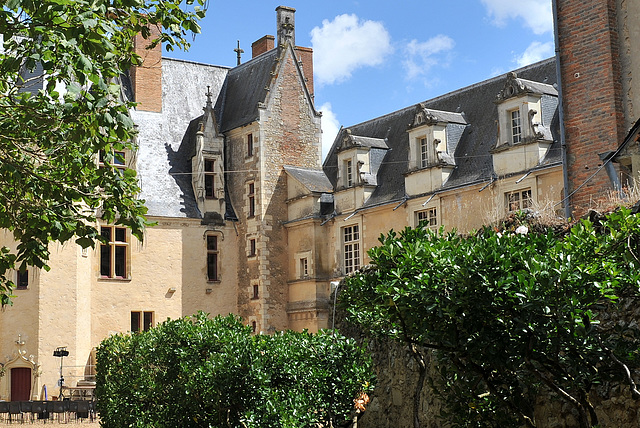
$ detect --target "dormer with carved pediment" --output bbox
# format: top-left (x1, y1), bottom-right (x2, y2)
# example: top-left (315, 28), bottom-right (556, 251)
top-left (191, 87), bottom-right (226, 223)
top-left (334, 129), bottom-right (389, 212)
top-left (404, 104), bottom-right (467, 195)
top-left (492, 72), bottom-right (558, 176)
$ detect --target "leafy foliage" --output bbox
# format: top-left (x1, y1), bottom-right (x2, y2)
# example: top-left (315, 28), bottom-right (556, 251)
top-left (96, 313), bottom-right (374, 428)
top-left (339, 207), bottom-right (640, 427)
top-left (0, 0), bottom-right (206, 304)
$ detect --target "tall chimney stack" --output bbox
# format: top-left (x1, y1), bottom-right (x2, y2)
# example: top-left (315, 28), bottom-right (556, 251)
top-left (276, 6), bottom-right (295, 48)
top-left (130, 24), bottom-right (163, 112)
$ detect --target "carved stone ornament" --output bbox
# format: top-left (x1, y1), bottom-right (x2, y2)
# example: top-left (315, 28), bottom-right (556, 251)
top-left (495, 72), bottom-right (528, 103)
top-left (409, 104), bottom-right (439, 130)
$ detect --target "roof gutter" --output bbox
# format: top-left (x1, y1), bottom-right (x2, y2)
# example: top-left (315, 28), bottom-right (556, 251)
top-left (552, 0), bottom-right (572, 219)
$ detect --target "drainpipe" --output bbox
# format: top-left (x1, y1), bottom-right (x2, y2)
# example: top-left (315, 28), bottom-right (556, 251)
top-left (552, 0), bottom-right (572, 219)
top-left (599, 151), bottom-right (626, 199)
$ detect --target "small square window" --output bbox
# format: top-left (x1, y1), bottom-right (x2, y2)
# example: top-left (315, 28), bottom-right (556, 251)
top-left (16, 270), bottom-right (28, 290)
top-left (131, 311), bottom-right (153, 333)
top-left (506, 189), bottom-right (532, 212)
top-left (299, 258), bottom-right (309, 279)
top-left (416, 208), bottom-right (437, 229)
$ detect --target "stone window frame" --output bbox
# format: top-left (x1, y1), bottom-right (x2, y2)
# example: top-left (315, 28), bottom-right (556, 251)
top-left (99, 225), bottom-right (130, 280)
top-left (505, 188), bottom-right (533, 213)
top-left (248, 182), bottom-right (256, 218)
top-left (204, 158), bottom-right (216, 199)
top-left (295, 250), bottom-right (313, 279)
top-left (131, 311), bottom-right (153, 333)
top-left (343, 224), bottom-right (361, 275)
top-left (510, 108), bottom-right (522, 144)
top-left (247, 133), bottom-right (254, 157)
top-left (15, 269), bottom-right (29, 290)
top-left (206, 233), bottom-right (220, 282)
top-left (416, 207), bottom-right (438, 229)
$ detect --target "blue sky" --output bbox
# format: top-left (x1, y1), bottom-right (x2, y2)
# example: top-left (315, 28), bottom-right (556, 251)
top-left (168, 0), bottom-right (555, 160)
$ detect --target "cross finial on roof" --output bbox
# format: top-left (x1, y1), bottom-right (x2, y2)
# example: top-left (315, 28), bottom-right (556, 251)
top-left (234, 40), bottom-right (244, 66)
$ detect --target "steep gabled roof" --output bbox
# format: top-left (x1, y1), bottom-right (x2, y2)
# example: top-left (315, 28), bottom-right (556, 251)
top-left (323, 58), bottom-right (561, 208)
top-left (215, 49), bottom-right (279, 133)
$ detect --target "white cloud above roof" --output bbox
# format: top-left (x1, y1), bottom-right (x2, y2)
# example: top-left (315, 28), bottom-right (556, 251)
top-left (311, 14), bottom-right (393, 85)
top-left (402, 35), bottom-right (455, 81)
top-left (319, 102), bottom-right (340, 162)
top-left (481, 0), bottom-right (553, 35)
top-left (515, 41), bottom-right (554, 67)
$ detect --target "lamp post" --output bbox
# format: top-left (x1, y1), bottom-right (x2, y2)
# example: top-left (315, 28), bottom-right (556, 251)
top-left (53, 347), bottom-right (69, 399)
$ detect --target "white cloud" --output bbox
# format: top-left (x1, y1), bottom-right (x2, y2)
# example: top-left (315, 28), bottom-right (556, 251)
top-left (311, 14), bottom-right (392, 85)
top-left (319, 102), bottom-right (340, 162)
top-left (481, 0), bottom-right (553, 35)
top-left (402, 35), bottom-right (455, 80)
top-left (515, 41), bottom-right (554, 67)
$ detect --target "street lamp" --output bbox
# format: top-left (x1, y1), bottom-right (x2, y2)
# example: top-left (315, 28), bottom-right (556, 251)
top-left (53, 347), bottom-right (69, 399)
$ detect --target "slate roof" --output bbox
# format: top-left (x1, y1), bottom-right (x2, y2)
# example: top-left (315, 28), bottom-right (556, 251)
top-left (215, 49), bottom-right (279, 133)
top-left (323, 57), bottom-right (561, 208)
top-left (284, 166), bottom-right (333, 193)
top-left (133, 58), bottom-right (228, 219)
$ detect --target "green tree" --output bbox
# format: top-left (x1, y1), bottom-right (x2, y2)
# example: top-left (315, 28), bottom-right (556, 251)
top-left (340, 208), bottom-right (640, 428)
top-left (0, 0), bottom-right (206, 304)
top-left (96, 313), bottom-right (374, 428)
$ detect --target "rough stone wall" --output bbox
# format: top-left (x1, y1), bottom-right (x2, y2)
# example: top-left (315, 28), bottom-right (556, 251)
top-left (557, 0), bottom-right (625, 216)
top-left (255, 46), bottom-right (321, 331)
top-left (336, 301), bottom-right (640, 428)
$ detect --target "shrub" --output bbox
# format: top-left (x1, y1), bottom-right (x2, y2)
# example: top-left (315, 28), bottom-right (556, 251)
top-left (96, 313), bottom-right (373, 428)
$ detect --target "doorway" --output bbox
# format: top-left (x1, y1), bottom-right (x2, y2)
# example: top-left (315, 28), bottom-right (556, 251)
top-left (10, 367), bottom-right (31, 401)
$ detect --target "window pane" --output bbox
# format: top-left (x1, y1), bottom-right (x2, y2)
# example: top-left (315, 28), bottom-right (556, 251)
top-left (131, 312), bottom-right (141, 333)
top-left (207, 235), bottom-right (217, 251)
top-left (114, 151), bottom-right (126, 166)
top-left (115, 227), bottom-right (126, 243)
top-left (115, 246), bottom-right (126, 278)
top-left (143, 312), bottom-right (153, 331)
top-left (100, 244), bottom-right (111, 277)
top-left (207, 253), bottom-right (218, 281)
top-left (101, 227), bottom-right (111, 241)
top-left (204, 159), bottom-right (214, 172)
top-left (17, 270), bottom-right (28, 289)
top-left (205, 175), bottom-right (214, 198)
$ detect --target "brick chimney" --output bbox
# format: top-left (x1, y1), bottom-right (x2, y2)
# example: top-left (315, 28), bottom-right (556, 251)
top-left (252, 35), bottom-right (275, 58)
top-left (556, 0), bottom-right (624, 215)
top-left (130, 24), bottom-right (162, 112)
top-left (295, 46), bottom-right (314, 100)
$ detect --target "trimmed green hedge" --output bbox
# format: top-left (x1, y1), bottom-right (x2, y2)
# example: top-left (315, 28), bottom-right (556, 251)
top-left (96, 313), bottom-right (373, 428)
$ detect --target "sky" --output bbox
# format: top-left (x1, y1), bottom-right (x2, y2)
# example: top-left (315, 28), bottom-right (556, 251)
top-left (168, 0), bottom-right (555, 161)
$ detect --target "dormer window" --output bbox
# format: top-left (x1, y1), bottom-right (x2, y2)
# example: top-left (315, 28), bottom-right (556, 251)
top-left (204, 159), bottom-right (215, 199)
top-left (345, 159), bottom-right (353, 187)
top-left (510, 109), bottom-right (522, 144)
top-left (419, 137), bottom-right (429, 168)
top-left (494, 72), bottom-right (557, 148)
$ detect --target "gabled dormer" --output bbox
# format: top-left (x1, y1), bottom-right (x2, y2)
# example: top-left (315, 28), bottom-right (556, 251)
top-left (404, 104), bottom-right (467, 195)
top-left (333, 129), bottom-right (389, 212)
top-left (492, 72), bottom-right (558, 176)
top-left (192, 88), bottom-right (226, 223)
top-left (336, 129), bottom-right (389, 189)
